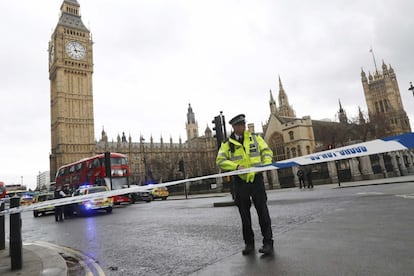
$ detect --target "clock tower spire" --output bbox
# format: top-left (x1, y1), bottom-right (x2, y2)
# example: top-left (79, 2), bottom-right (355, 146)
top-left (49, 0), bottom-right (95, 179)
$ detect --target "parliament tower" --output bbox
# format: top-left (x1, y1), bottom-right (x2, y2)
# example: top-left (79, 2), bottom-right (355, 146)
top-left (361, 61), bottom-right (411, 137)
top-left (185, 103), bottom-right (199, 140)
top-left (49, 0), bottom-right (95, 178)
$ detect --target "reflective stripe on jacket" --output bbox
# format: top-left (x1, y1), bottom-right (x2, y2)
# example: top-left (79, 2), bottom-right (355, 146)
top-left (216, 130), bottom-right (273, 183)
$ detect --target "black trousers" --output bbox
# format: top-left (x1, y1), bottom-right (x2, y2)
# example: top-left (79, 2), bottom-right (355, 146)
top-left (234, 174), bottom-right (273, 246)
top-left (55, 206), bottom-right (63, 221)
top-left (307, 175), bottom-right (313, 188)
top-left (298, 177), bottom-right (305, 188)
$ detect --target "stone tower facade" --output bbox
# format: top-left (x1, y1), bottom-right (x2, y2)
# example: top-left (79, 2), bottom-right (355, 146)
top-left (361, 61), bottom-right (411, 137)
top-left (185, 103), bottom-right (199, 141)
top-left (269, 90), bottom-right (277, 115)
top-left (338, 99), bottom-right (348, 124)
top-left (49, 0), bottom-right (95, 179)
top-left (265, 85), bottom-right (315, 161)
top-left (276, 76), bottom-right (296, 117)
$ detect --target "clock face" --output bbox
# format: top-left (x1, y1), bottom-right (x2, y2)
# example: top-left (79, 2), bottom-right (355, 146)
top-left (65, 41), bottom-right (86, 60)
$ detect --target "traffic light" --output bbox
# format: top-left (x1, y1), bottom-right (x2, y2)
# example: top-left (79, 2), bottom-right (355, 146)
top-left (212, 115), bottom-right (224, 148)
top-left (104, 151), bottom-right (111, 177)
top-left (104, 151), bottom-right (113, 189)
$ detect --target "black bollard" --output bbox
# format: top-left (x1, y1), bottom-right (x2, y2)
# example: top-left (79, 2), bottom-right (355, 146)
top-left (0, 201), bottom-right (5, 250)
top-left (10, 197), bottom-right (22, 270)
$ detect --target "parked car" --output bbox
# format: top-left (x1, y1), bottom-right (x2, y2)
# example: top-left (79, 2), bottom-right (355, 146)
top-left (129, 190), bottom-right (152, 203)
top-left (73, 185), bottom-right (113, 216)
top-left (33, 193), bottom-right (55, 217)
top-left (150, 186), bottom-right (169, 200)
top-left (2, 195), bottom-right (10, 207)
top-left (20, 194), bottom-right (34, 206)
top-left (112, 194), bottom-right (131, 205)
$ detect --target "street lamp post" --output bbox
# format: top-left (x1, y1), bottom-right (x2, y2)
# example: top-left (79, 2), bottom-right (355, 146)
top-left (409, 82), bottom-right (414, 97)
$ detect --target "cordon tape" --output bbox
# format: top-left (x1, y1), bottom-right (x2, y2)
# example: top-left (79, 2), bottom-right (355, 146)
top-left (1, 132), bottom-right (413, 216)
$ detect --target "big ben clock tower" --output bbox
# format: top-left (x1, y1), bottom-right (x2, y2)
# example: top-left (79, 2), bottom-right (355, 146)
top-left (49, 0), bottom-right (95, 179)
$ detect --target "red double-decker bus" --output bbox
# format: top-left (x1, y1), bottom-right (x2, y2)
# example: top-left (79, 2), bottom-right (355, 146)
top-left (55, 152), bottom-right (131, 204)
top-left (0, 181), bottom-right (6, 199)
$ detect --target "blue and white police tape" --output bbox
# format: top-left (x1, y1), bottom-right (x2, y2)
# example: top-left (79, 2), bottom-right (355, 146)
top-left (1, 132), bottom-right (413, 216)
top-left (270, 132), bottom-right (414, 169)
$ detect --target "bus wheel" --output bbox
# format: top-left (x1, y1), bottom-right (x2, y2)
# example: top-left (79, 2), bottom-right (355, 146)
top-left (106, 207), bottom-right (113, 214)
top-left (33, 211), bottom-right (39, 217)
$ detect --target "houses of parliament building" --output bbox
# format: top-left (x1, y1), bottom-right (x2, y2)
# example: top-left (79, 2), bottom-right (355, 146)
top-left (48, 0), bottom-right (413, 190)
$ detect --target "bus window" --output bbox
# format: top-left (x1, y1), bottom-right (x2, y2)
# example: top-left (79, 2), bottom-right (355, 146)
top-left (75, 163), bottom-right (83, 171)
top-left (58, 168), bottom-right (65, 177)
top-left (90, 158), bottom-right (100, 168)
top-left (111, 158), bottom-right (127, 165)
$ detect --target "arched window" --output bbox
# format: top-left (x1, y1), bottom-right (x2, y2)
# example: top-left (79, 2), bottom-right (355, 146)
top-left (306, 145), bottom-right (311, 155)
top-left (286, 147), bottom-right (290, 159)
top-left (289, 131), bottom-right (294, 140)
top-left (291, 147), bottom-right (296, 157)
top-left (269, 132), bottom-right (285, 161)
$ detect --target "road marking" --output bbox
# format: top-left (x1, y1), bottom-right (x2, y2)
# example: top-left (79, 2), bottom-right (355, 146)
top-left (356, 192), bottom-right (414, 199)
top-left (395, 194), bottom-right (414, 199)
top-left (356, 192), bottom-right (385, 195)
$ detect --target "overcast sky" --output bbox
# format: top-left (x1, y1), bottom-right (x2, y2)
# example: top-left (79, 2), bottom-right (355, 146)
top-left (1, 0), bottom-right (414, 189)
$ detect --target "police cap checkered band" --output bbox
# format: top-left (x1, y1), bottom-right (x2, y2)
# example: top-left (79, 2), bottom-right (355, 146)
top-left (229, 114), bottom-right (246, 125)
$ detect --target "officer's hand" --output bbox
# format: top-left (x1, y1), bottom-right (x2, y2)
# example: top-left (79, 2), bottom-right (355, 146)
top-left (237, 165), bottom-right (245, 170)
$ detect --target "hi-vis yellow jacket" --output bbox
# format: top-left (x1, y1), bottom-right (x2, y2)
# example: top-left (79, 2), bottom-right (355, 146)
top-left (216, 131), bottom-right (273, 183)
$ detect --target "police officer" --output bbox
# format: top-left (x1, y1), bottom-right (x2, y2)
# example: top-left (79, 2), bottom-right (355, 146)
top-left (54, 187), bottom-right (67, 222)
top-left (216, 114), bottom-right (274, 255)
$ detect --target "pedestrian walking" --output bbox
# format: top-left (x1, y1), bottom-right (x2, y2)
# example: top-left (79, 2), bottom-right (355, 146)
top-left (297, 167), bottom-right (305, 189)
top-left (216, 114), bottom-right (274, 256)
top-left (306, 166), bottom-right (313, 189)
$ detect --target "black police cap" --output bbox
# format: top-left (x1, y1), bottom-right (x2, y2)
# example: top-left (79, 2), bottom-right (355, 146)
top-left (229, 114), bottom-right (246, 125)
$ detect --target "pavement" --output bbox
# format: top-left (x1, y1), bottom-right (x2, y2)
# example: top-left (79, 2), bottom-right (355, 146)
top-left (0, 243), bottom-right (67, 276)
top-left (0, 174), bottom-right (413, 275)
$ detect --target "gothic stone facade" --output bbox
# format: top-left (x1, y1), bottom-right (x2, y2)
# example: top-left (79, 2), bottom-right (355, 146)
top-left (49, 0), bottom-right (95, 179)
top-left (263, 72), bottom-right (414, 188)
top-left (95, 129), bottom-right (218, 191)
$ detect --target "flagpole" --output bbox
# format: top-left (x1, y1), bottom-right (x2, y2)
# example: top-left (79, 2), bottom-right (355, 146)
top-left (369, 46), bottom-right (378, 73)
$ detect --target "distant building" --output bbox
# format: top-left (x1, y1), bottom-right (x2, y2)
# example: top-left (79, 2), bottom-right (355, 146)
top-left (95, 107), bottom-right (218, 187)
top-left (5, 184), bottom-right (27, 192)
top-left (36, 171), bottom-right (51, 191)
